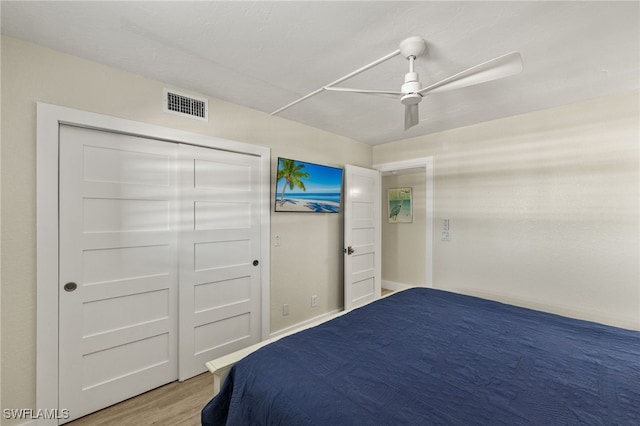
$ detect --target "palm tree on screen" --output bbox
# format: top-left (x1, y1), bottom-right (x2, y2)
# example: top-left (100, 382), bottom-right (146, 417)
top-left (277, 159), bottom-right (310, 206)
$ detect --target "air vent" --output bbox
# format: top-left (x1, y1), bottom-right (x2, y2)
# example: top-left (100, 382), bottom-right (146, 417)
top-left (163, 89), bottom-right (208, 121)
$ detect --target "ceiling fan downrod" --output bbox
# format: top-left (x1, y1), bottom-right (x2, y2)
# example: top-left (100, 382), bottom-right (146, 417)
top-left (401, 55), bottom-right (422, 106)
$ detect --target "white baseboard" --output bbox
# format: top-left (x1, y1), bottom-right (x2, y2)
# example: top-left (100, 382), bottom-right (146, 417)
top-left (272, 283), bottom-right (424, 339)
top-left (382, 280), bottom-right (415, 292)
top-left (270, 308), bottom-right (343, 339)
top-left (271, 286), bottom-right (415, 340)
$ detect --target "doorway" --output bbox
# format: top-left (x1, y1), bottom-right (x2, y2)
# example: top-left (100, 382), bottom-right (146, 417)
top-left (373, 157), bottom-right (434, 289)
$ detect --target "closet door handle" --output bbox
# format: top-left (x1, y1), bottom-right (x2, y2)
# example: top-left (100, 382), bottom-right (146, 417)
top-left (253, 260), bottom-right (259, 266)
top-left (64, 282), bottom-right (77, 292)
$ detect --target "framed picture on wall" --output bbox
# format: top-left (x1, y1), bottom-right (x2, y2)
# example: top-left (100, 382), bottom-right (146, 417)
top-left (274, 157), bottom-right (344, 213)
top-left (388, 187), bottom-right (413, 223)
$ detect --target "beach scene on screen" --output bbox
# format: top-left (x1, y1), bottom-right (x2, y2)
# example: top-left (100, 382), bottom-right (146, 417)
top-left (275, 158), bottom-right (343, 213)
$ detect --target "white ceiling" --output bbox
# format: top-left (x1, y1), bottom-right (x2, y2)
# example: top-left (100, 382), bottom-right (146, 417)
top-left (1, 1), bottom-right (638, 145)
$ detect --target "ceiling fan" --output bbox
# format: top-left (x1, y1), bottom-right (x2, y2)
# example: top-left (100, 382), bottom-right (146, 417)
top-left (272, 36), bottom-right (523, 131)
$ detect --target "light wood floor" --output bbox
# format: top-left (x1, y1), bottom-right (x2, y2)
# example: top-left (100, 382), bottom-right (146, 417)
top-left (66, 372), bottom-right (214, 426)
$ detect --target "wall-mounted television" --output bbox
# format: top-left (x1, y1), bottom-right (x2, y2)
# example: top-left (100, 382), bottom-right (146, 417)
top-left (274, 157), bottom-right (344, 213)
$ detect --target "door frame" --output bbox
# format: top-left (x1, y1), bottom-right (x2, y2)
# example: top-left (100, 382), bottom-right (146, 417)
top-left (36, 102), bottom-right (271, 422)
top-left (373, 157), bottom-right (434, 288)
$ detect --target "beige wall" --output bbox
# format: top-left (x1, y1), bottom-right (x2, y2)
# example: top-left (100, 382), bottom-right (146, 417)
top-left (374, 90), bottom-right (640, 330)
top-left (0, 36), bottom-right (371, 420)
top-left (382, 172), bottom-right (426, 286)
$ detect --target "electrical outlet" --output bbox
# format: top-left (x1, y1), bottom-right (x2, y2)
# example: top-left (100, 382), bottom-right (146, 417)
top-left (441, 231), bottom-right (451, 242)
top-left (282, 304), bottom-right (289, 316)
top-left (274, 234), bottom-right (281, 246)
top-left (311, 295), bottom-right (318, 307)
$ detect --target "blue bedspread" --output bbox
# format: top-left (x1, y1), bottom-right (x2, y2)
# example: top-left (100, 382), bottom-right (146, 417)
top-left (202, 288), bottom-right (640, 425)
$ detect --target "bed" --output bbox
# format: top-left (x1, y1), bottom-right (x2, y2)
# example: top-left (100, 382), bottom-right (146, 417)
top-left (202, 288), bottom-right (640, 425)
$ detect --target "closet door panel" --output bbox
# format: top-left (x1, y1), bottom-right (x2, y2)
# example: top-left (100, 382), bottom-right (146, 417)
top-left (178, 144), bottom-right (262, 380)
top-left (58, 125), bottom-right (179, 422)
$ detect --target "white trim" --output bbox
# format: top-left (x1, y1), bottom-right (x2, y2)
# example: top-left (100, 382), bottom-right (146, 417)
top-left (373, 157), bottom-right (434, 288)
top-left (36, 102), bottom-right (271, 424)
top-left (381, 280), bottom-right (414, 292)
top-left (269, 308), bottom-right (343, 339)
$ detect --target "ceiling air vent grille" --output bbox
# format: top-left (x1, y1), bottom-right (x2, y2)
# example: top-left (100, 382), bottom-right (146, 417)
top-left (163, 89), bottom-right (208, 121)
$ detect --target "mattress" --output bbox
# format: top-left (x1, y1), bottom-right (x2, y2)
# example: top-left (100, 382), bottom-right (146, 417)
top-left (202, 288), bottom-right (640, 425)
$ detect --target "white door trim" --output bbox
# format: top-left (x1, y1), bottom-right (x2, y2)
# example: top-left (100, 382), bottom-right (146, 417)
top-left (36, 102), bottom-right (271, 424)
top-left (373, 157), bottom-right (434, 288)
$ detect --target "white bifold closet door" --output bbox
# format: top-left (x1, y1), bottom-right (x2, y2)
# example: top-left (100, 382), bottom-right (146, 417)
top-left (58, 125), bottom-right (262, 422)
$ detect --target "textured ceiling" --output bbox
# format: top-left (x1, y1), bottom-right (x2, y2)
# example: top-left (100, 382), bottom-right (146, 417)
top-left (1, 1), bottom-right (638, 145)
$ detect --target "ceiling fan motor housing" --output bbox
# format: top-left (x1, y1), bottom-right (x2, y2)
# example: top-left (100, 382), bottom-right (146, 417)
top-left (401, 72), bottom-right (422, 105)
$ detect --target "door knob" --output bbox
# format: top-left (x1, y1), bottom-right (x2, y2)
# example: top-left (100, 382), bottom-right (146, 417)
top-left (63, 282), bottom-right (77, 292)
top-left (253, 260), bottom-right (259, 266)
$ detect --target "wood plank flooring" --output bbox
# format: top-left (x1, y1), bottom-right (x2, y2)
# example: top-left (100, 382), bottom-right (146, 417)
top-left (66, 372), bottom-right (214, 426)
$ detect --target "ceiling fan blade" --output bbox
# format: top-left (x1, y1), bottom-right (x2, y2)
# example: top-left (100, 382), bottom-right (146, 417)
top-left (324, 86), bottom-right (402, 99)
top-left (418, 52), bottom-right (523, 96)
top-left (404, 104), bottom-right (419, 130)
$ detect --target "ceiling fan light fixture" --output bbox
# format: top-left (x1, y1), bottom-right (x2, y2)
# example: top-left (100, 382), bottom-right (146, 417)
top-left (401, 71), bottom-right (422, 105)
top-left (401, 93), bottom-right (422, 106)
top-left (402, 72), bottom-right (421, 91)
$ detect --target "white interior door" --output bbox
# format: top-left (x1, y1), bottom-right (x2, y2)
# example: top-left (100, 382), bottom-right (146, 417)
top-left (344, 165), bottom-right (381, 310)
top-left (178, 144), bottom-right (262, 380)
top-left (59, 125), bottom-right (179, 422)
